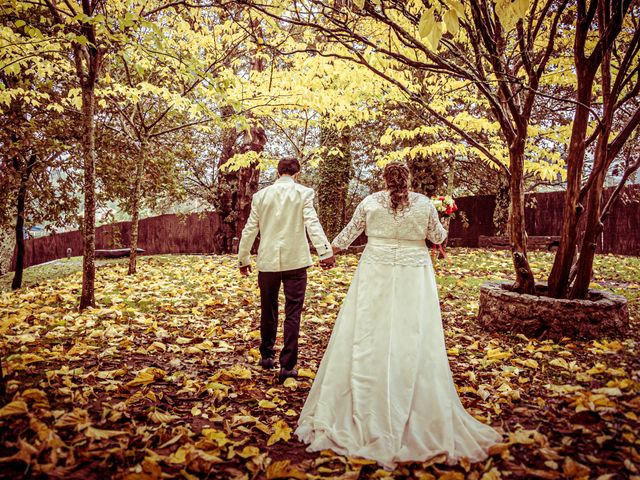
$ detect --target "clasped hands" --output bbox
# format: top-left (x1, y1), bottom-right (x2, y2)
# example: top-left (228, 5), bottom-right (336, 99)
top-left (319, 245), bottom-right (342, 270)
top-left (239, 245), bottom-right (341, 276)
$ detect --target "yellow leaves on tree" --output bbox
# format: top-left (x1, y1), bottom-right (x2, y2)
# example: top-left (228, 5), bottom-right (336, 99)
top-left (418, 10), bottom-right (443, 50)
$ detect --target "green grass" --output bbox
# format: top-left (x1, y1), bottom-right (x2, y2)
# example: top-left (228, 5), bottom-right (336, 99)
top-left (431, 248), bottom-right (640, 312)
top-left (0, 256), bottom-right (128, 292)
top-left (4, 249), bottom-right (637, 323)
top-left (4, 249), bottom-right (639, 296)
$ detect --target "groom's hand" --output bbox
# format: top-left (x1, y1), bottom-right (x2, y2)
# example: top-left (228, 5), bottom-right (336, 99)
top-left (239, 265), bottom-right (252, 276)
top-left (319, 256), bottom-right (336, 270)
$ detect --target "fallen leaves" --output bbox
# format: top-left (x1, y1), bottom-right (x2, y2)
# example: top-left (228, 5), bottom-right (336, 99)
top-left (267, 420), bottom-right (293, 446)
top-left (148, 409), bottom-right (181, 424)
top-left (213, 365), bottom-right (252, 381)
top-left (0, 400), bottom-right (28, 417)
top-left (266, 459), bottom-right (306, 479)
top-left (126, 367), bottom-right (167, 387)
top-left (0, 251), bottom-right (638, 479)
top-left (84, 426), bottom-right (128, 440)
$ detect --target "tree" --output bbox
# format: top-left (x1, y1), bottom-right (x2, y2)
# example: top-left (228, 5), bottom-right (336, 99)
top-left (213, 13), bottom-right (269, 253)
top-left (244, 0), bottom-right (573, 293)
top-left (245, 0), bottom-right (640, 301)
top-left (0, 11), bottom-right (80, 291)
top-left (210, 17), bottom-right (398, 248)
top-left (15, 0), bottom-right (214, 306)
top-left (548, 0), bottom-right (640, 298)
top-left (98, 7), bottom-right (238, 273)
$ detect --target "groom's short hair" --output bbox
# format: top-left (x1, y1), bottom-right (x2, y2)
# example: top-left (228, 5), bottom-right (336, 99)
top-left (278, 157), bottom-right (301, 176)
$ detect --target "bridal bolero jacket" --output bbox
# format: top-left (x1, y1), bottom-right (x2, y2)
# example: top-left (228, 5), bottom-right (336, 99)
top-left (332, 191), bottom-right (448, 265)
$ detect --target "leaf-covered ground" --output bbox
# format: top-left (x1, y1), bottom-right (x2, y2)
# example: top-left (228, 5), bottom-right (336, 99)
top-left (0, 249), bottom-right (639, 480)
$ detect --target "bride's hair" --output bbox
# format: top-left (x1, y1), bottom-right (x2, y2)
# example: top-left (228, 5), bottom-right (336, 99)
top-left (383, 162), bottom-right (410, 213)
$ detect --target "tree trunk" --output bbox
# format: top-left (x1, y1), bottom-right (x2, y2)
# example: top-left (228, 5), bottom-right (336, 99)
top-left (11, 154), bottom-right (35, 290)
top-left (235, 157), bottom-right (263, 239)
top-left (547, 67), bottom-right (597, 298)
top-left (570, 9), bottom-right (614, 300)
top-left (215, 123), bottom-right (267, 253)
top-left (215, 123), bottom-right (241, 254)
top-left (318, 125), bottom-right (352, 240)
top-left (215, 27), bottom-right (266, 254)
top-left (570, 169), bottom-right (605, 299)
top-left (80, 85), bottom-right (97, 310)
top-left (446, 157), bottom-right (455, 196)
top-left (493, 174), bottom-right (510, 236)
top-left (508, 140), bottom-right (535, 294)
top-left (11, 171), bottom-right (28, 290)
top-left (407, 153), bottom-right (445, 198)
top-left (128, 140), bottom-right (146, 275)
top-left (546, 0), bottom-right (612, 299)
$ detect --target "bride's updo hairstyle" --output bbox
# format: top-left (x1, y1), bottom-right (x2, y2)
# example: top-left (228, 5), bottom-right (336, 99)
top-left (383, 162), bottom-right (410, 213)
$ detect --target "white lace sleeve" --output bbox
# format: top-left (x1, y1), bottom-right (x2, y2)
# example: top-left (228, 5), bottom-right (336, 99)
top-left (332, 199), bottom-right (367, 250)
top-left (427, 201), bottom-right (448, 245)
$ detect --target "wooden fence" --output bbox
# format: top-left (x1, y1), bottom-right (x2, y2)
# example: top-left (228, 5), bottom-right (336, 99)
top-left (14, 212), bottom-right (222, 269)
top-left (12, 185), bottom-right (640, 269)
top-left (447, 185), bottom-right (640, 255)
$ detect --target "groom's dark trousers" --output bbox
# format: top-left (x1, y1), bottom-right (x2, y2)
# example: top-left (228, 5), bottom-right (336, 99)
top-left (258, 267), bottom-right (308, 370)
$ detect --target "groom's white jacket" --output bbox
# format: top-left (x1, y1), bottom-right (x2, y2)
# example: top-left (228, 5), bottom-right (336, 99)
top-left (238, 176), bottom-right (333, 272)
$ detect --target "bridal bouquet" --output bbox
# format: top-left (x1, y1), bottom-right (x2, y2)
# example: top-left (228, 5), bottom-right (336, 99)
top-left (431, 195), bottom-right (458, 218)
top-left (430, 195), bottom-right (457, 263)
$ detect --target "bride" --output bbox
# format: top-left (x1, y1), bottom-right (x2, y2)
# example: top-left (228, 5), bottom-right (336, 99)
top-left (295, 162), bottom-right (502, 469)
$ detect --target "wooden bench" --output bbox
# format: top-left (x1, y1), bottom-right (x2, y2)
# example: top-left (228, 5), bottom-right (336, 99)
top-left (95, 248), bottom-right (145, 259)
top-left (478, 236), bottom-right (561, 251)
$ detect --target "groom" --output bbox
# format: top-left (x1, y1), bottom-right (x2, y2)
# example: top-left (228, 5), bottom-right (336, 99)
top-left (238, 157), bottom-right (335, 382)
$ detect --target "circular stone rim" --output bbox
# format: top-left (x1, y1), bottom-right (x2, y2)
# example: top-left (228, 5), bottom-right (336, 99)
top-left (479, 280), bottom-right (628, 306)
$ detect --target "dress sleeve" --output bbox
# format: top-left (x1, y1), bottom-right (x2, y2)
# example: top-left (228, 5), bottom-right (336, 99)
top-left (332, 198), bottom-right (367, 250)
top-left (426, 201), bottom-right (448, 245)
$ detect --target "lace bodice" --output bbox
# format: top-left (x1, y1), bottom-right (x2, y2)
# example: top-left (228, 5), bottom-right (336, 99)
top-left (332, 191), bottom-right (448, 266)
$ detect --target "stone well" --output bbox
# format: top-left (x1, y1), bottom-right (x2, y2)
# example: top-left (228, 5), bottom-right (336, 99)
top-left (477, 281), bottom-right (629, 340)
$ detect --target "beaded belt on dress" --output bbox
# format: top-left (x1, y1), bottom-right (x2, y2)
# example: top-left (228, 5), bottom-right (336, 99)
top-left (367, 237), bottom-right (427, 248)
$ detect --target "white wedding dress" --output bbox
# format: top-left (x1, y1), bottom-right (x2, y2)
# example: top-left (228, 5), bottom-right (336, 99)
top-left (296, 191), bottom-right (502, 469)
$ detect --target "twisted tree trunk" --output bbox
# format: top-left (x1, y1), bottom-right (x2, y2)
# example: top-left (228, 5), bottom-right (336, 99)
top-left (547, 77), bottom-right (595, 298)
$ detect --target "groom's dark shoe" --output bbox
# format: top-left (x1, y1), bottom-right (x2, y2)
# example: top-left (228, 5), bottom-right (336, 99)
top-left (278, 367), bottom-right (298, 383)
top-left (259, 357), bottom-right (277, 369)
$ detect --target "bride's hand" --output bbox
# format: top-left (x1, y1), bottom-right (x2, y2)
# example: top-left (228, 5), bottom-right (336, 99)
top-left (332, 245), bottom-right (341, 255)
